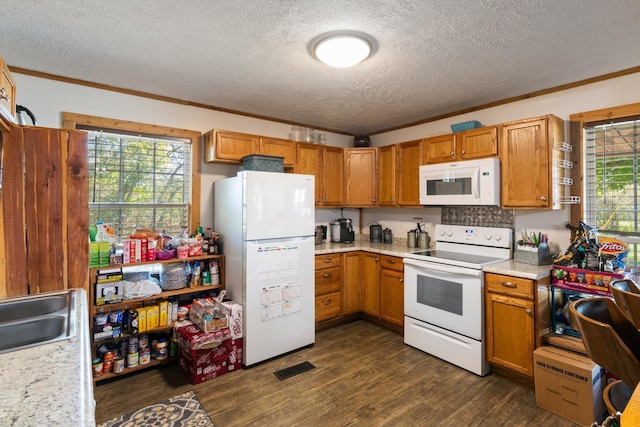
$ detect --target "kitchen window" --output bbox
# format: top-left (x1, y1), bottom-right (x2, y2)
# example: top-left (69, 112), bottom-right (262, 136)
top-left (61, 113), bottom-right (202, 241)
top-left (571, 103), bottom-right (640, 271)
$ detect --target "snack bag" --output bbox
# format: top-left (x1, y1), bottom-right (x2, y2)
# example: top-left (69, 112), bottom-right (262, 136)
top-left (599, 237), bottom-right (629, 273)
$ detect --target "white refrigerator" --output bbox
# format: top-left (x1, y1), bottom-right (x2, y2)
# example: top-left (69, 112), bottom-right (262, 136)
top-left (214, 171), bottom-right (315, 367)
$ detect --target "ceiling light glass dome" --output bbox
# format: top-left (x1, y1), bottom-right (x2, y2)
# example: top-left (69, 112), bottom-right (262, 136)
top-left (311, 32), bottom-right (374, 68)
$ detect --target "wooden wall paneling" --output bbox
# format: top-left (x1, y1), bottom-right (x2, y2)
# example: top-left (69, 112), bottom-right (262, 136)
top-left (24, 128), bottom-right (66, 293)
top-left (66, 130), bottom-right (89, 290)
top-left (1, 127), bottom-right (28, 297)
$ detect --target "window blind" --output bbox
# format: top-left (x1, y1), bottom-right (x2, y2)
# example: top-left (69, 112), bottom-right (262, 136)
top-left (87, 130), bottom-right (191, 241)
top-left (584, 118), bottom-right (639, 269)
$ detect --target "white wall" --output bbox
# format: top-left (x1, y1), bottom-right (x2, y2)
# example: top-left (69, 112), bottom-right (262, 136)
top-left (13, 73), bottom-right (353, 228)
top-left (371, 72), bottom-right (640, 253)
top-left (13, 71), bottom-right (640, 253)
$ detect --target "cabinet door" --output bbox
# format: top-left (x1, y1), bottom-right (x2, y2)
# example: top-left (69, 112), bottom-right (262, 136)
top-left (260, 137), bottom-right (296, 168)
top-left (379, 268), bottom-right (404, 326)
top-left (459, 126), bottom-right (498, 160)
top-left (203, 130), bottom-right (259, 163)
top-left (500, 118), bottom-right (551, 208)
top-left (296, 142), bottom-right (322, 206)
top-left (321, 146), bottom-right (344, 206)
top-left (0, 56), bottom-right (17, 124)
top-left (345, 148), bottom-right (377, 207)
top-left (485, 292), bottom-right (535, 377)
top-left (361, 253), bottom-right (380, 316)
top-left (396, 140), bottom-right (422, 206)
top-left (423, 134), bottom-right (456, 164)
top-left (377, 145), bottom-right (396, 206)
top-left (342, 252), bottom-right (362, 314)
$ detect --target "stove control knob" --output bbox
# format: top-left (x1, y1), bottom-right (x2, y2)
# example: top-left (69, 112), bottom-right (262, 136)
top-left (494, 234), bottom-right (502, 241)
top-left (439, 230), bottom-right (446, 237)
top-left (446, 231), bottom-right (453, 237)
top-left (485, 234), bottom-right (492, 240)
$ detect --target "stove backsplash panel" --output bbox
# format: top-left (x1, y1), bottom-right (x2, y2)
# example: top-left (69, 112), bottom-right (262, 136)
top-left (441, 206), bottom-right (514, 229)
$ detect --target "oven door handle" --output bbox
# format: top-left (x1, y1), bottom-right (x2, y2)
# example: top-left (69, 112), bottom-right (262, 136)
top-left (403, 258), bottom-right (483, 278)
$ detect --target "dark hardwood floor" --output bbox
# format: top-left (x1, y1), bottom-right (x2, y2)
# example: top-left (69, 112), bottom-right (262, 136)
top-left (95, 320), bottom-right (580, 426)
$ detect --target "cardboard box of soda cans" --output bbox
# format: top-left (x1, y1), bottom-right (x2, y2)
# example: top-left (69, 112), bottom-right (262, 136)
top-left (179, 352), bottom-right (227, 385)
top-left (551, 265), bottom-right (626, 296)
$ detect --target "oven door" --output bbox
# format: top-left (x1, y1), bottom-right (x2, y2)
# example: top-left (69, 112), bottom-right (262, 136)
top-left (403, 257), bottom-right (484, 340)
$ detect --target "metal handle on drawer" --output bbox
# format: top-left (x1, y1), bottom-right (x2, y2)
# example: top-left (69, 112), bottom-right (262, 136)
top-left (0, 87), bottom-right (7, 101)
top-left (387, 259), bottom-right (396, 264)
top-left (500, 281), bottom-right (517, 288)
top-left (322, 299), bottom-right (332, 305)
top-left (323, 258), bottom-right (332, 263)
top-left (322, 273), bottom-right (331, 278)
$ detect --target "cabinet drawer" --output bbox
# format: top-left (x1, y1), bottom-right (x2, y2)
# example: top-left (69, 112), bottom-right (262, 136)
top-left (315, 253), bottom-right (341, 269)
top-left (485, 273), bottom-right (534, 299)
top-left (315, 266), bottom-right (341, 295)
top-left (380, 255), bottom-right (403, 272)
top-left (315, 291), bottom-right (341, 322)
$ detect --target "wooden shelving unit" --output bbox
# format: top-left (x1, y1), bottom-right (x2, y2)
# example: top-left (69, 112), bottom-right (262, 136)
top-left (89, 254), bottom-right (225, 382)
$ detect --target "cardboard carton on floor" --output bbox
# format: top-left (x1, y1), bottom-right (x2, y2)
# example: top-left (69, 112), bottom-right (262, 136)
top-left (534, 346), bottom-right (607, 427)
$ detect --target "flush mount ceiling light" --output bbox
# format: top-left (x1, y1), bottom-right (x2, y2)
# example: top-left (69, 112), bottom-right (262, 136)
top-left (310, 31), bottom-right (375, 68)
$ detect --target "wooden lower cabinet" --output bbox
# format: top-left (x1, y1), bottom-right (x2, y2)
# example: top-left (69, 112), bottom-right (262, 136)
top-left (342, 252), bottom-right (362, 314)
top-left (315, 254), bottom-right (342, 322)
top-left (379, 255), bottom-right (404, 326)
top-left (361, 252), bottom-right (380, 316)
top-left (485, 272), bottom-right (550, 379)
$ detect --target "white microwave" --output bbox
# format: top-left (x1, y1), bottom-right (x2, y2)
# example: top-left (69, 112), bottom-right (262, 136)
top-left (419, 157), bottom-right (500, 206)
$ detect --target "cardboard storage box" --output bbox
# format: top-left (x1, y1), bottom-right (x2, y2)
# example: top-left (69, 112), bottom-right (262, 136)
top-left (222, 301), bottom-right (243, 339)
top-left (179, 351), bottom-right (227, 385)
top-left (175, 323), bottom-right (231, 355)
top-left (534, 346), bottom-right (606, 427)
top-left (551, 265), bottom-right (626, 296)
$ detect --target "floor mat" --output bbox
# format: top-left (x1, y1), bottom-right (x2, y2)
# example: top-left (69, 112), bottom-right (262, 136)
top-left (274, 361), bottom-right (316, 380)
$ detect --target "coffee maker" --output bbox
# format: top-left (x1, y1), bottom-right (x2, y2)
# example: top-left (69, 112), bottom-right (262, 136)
top-left (330, 218), bottom-right (355, 243)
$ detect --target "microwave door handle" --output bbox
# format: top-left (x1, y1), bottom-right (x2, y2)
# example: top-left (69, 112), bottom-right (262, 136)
top-left (472, 167), bottom-right (480, 198)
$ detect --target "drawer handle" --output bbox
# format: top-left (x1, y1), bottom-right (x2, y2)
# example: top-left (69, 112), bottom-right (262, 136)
top-left (322, 273), bottom-right (331, 278)
top-left (387, 259), bottom-right (396, 264)
top-left (500, 281), bottom-right (517, 288)
top-left (0, 87), bottom-right (8, 101)
top-left (322, 299), bottom-right (332, 305)
top-left (323, 258), bottom-right (332, 263)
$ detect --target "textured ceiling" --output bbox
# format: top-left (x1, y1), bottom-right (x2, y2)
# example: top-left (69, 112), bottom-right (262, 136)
top-left (0, 0), bottom-right (639, 135)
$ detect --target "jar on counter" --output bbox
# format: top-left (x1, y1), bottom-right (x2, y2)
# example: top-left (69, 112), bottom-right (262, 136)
top-left (407, 230), bottom-right (417, 248)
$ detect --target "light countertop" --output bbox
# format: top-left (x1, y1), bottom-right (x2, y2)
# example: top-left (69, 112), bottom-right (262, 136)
top-left (315, 234), bottom-right (553, 281)
top-left (0, 288), bottom-right (95, 427)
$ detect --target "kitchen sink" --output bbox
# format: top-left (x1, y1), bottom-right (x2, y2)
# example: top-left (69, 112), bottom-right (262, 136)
top-left (0, 290), bottom-right (77, 354)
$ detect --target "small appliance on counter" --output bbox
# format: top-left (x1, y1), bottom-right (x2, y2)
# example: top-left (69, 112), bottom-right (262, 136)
top-left (383, 228), bottom-right (393, 244)
top-left (330, 218), bottom-right (355, 243)
top-left (369, 223), bottom-right (382, 243)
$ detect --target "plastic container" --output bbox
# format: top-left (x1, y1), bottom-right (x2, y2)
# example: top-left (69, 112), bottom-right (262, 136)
top-left (450, 120), bottom-right (481, 133)
top-left (241, 155), bottom-right (284, 172)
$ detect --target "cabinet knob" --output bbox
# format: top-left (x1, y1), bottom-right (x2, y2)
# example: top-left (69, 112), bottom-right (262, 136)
top-left (391, 199), bottom-right (394, 202)
top-left (525, 308), bottom-right (532, 315)
top-left (0, 87), bottom-right (8, 101)
top-left (372, 198), bottom-right (375, 202)
top-left (449, 151), bottom-right (455, 156)
top-left (461, 150), bottom-right (465, 154)
top-left (540, 196), bottom-right (547, 201)
top-left (400, 278), bottom-right (404, 283)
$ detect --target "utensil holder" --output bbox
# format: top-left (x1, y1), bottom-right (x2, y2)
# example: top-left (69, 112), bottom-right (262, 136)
top-left (514, 242), bottom-right (552, 265)
top-left (407, 231), bottom-right (417, 248)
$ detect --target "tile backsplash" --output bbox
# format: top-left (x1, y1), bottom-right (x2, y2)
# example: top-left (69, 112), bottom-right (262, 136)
top-left (441, 206), bottom-right (514, 229)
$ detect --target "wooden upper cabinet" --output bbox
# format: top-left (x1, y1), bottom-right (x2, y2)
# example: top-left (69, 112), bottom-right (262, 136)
top-left (0, 54), bottom-right (17, 125)
top-left (423, 127), bottom-right (498, 164)
top-left (345, 148), bottom-right (377, 207)
top-left (500, 115), bottom-right (564, 209)
top-left (203, 129), bottom-right (259, 163)
top-left (423, 134), bottom-right (456, 164)
top-left (295, 142), bottom-right (322, 206)
top-left (377, 145), bottom-right (397, 206)
top-left (260, 137), bottom-right (296, 168)
top-left (397, 139), bottom-right (422, 206)
top-left (321, 146), bottom-right (344, 207)
top-left (458, 126), bottom-right (498, 160)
